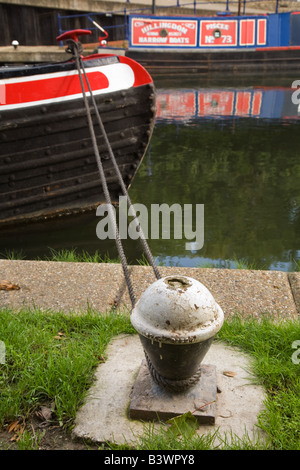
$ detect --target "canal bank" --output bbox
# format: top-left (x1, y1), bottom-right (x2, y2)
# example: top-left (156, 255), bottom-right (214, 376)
top-left (0, 0), bottom-right (297, 71)
top-left (0, 259), bottom-right (299, 318)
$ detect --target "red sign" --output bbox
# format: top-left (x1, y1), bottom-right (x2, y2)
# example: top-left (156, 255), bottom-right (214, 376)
top-left (235, 91), bottom-right (252, 115)
top-left (199, 20), bottom-right (238, 47)
top-left (157, 91), bottom-right (196, 120)
top-left (198, 90), bottom-right (262, 117)
top-left (251, 91), bottom-right (263, 115)
top-left (198, 91), bottom-right (235, 116)
top-left (257, 19), bottom-right (267, 45)
top-left (131, 17), bottom-right (198, 47)
top-left (239, 19), bottom-right (255, 46)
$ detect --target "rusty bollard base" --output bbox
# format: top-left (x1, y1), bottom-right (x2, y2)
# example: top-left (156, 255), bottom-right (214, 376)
top-left (129, 360), bottom-right (217, 425)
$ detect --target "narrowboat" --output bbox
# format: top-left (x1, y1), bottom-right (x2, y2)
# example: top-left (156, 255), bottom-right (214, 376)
top-left (0, 29), bottom-right (156, 225)
top-left (125, 11), bottom-right (300, 76)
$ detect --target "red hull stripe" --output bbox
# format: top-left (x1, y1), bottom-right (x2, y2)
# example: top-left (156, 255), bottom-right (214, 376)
top-left (3, 71), bottom-right (109, 106)
top-left (0, 60), bottom-right (150, 110)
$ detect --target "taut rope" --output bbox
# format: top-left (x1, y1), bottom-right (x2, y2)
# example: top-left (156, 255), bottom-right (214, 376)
top-left (68, 39), bottom-right (160, 308)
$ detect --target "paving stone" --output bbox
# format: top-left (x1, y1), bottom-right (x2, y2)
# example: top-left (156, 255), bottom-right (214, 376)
top-left (119, 266), bottom-right (299, 319)
top-left (0, 260), bottom-right (298, 319)
top-left (73, 334), bottom-right (267, 447)
top-left (0, 259), bottom-right (124, 313)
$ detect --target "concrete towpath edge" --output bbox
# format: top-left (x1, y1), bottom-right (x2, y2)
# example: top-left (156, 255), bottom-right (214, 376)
top-left (0, 259), bottom-right (299, 319)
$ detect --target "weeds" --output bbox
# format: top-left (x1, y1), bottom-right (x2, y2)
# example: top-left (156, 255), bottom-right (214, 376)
top-left (42, 248), bottom-right (120, 264)
top-left (217, 315), bottom-right (300, 450)
top-left (0, 307), bottom-right (134, 431)
top-left (197, 256), bottom-right (266, 270)
top-left (0, 249), bottom-right (26, 260)
top-left (293, 258), bottom-right (300, 272)
top-left (0, 309), bottom-right (299, 449)
top-left (1, 249), bottom-right (300, 272)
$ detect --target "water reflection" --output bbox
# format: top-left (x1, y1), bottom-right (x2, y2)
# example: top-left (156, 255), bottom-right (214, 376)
top-left (0, 81), bottom-right (299, 271)
top-left (156, 86), bottom-right (300, 122)
top-left (129, 85), bottom-right (300, 271)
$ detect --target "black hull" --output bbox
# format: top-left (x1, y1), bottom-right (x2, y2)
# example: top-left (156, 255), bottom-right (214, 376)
top-left (126, 48), bottom-right (300, 77)
top-left (0, 83), bottom-right (156, 226)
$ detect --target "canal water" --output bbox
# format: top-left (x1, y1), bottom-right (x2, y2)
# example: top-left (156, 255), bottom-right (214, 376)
top-left (1, 76), bottom-right (300, 271)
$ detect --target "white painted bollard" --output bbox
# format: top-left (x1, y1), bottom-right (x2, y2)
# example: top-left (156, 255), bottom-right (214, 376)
top-left (131, 275), bottom-right (224, 391)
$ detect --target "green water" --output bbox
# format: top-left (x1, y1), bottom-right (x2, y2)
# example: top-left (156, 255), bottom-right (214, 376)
top-left (1, 79), bottom-right (300, 271)
top-left (130, 118), bottom-right (300, 271)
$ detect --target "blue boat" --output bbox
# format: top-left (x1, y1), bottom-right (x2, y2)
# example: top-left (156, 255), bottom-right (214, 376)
top-left (125, 11), bottom-right (300, 75)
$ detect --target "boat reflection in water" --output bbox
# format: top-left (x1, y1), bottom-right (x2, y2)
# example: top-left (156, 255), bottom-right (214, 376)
top-left (156, 86), bottom-right (300, 123)
top-left (128, 84), bottom-right (300, 272)
top-left (1, 84), bottom-right (300, 272)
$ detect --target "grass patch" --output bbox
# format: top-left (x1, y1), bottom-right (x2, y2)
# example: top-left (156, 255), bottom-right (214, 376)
top-left (0, 249), bottom-right (26, 260)
top-left (218, 315), bottom-right (300, 450)
top-left (0, 307), bottom-right (134, 431)
top-left (293, 258), bottom-right (300, 272)
top-left (1, 248), bottom-right (151, 266)
top-left (2, 249), bottom-right (299, 272)
top-left (120, 315), bottom-right (300, 451)
top-left (0, 309), bottom-right (299, 449)
top-left (198, 256), bottom-right (266, 270)
top-left (42, 248), bottom-right (120, 264)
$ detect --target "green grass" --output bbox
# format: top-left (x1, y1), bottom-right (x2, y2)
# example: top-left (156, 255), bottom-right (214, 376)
top-left (0, 308), bottom-right (134, 431)
top-left (42, 248), bottom-right (120, 264)
top-left (197, 256), bottom-right (266, 270)
top-left (0, 309), bottom-right (299, 450)
top-left (0, 247), bottom-right (150, 266)
top-left (293, 258), bottom-right (300, 272)
top-left (0, 249), bottom-right (26, 260)
top-left (0, 247), bottom-right (121, 264)
top-left (217, 315), bottom-right (300, 450)
top-left (2, 248), bottom-right (300, 272)
top-left (198, 256), bottom-right (300, 272)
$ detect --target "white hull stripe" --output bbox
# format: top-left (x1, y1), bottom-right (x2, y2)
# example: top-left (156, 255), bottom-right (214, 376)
top-left (0, 63), bottom-right (135, 111)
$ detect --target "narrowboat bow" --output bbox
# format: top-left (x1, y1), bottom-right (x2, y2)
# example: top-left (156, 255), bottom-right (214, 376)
top-left (0, 29), bottom-right (156, 225)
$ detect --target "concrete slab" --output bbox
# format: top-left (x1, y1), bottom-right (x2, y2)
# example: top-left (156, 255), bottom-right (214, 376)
top-left (73, 334), bottom-right (266, 447)
top-left (0, 260), bottom-right (124, 313)
top-left (1, 260), bottom-right (298, 320)
top-left (119, 266), bottom-right (298, 319)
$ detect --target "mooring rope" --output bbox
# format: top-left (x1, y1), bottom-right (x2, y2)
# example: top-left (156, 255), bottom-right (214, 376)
top-left (69, 40), bottom-right (160, 308)
top-left (78, 53), bottom-right (160, 281)
top-left (144, 351), bottom-right (202, 393)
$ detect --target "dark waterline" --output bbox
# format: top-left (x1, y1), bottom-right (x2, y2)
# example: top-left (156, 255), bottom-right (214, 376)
top-left (1, 76), bottom-right (300, 271)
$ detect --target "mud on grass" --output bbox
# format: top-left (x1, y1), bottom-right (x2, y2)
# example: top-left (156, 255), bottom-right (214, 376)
top-left (0, 403), bottom-right (98, 450)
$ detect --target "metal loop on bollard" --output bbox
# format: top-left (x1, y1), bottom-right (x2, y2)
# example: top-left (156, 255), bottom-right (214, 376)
top-left (144, 351), bottom-right (202, 393)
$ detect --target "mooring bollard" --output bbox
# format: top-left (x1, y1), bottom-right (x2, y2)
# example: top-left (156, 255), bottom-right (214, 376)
top-left (131, 275), bottom-right (224, 392)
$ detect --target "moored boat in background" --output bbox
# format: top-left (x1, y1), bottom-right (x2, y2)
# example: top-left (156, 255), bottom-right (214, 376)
top-left (125, 11), bottom-right (300, 76)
